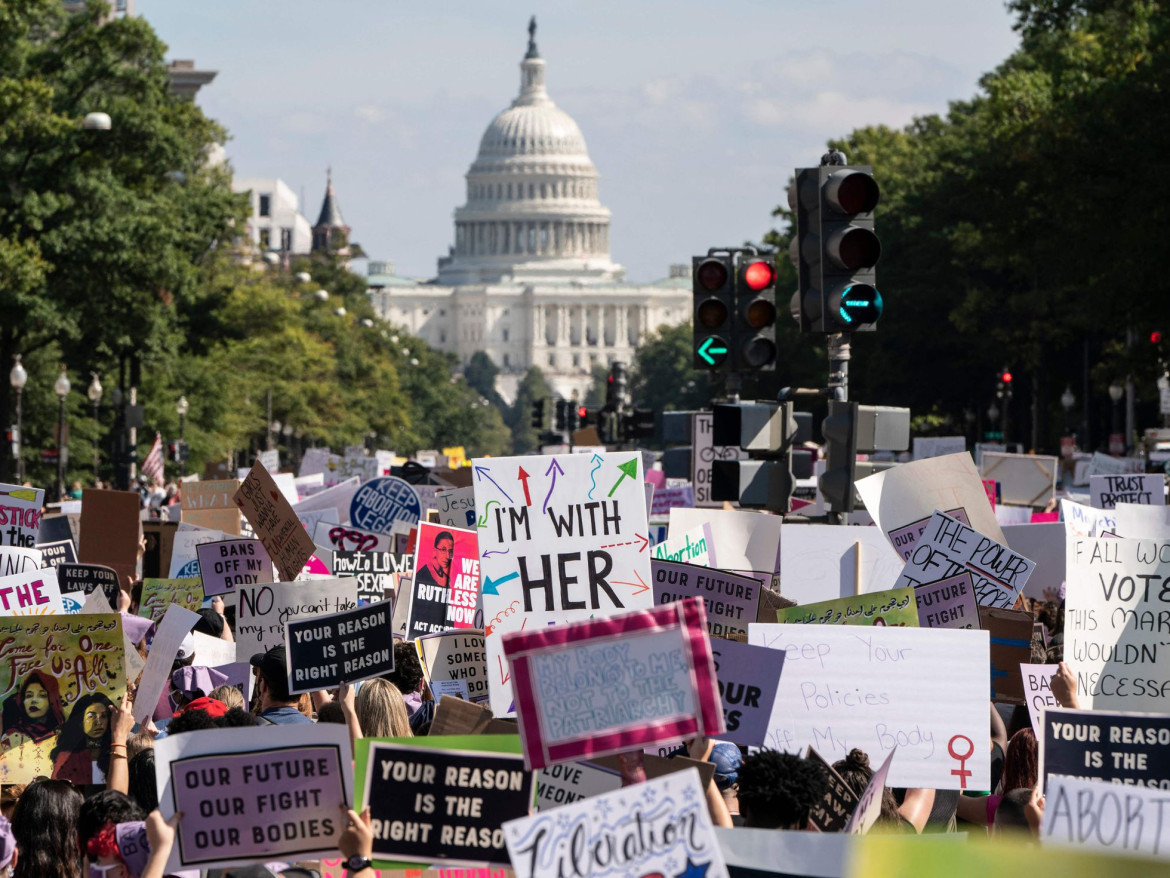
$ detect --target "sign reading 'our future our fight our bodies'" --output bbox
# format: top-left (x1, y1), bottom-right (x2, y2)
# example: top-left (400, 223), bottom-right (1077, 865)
top-left (473, 452), bottom-right (654, 715)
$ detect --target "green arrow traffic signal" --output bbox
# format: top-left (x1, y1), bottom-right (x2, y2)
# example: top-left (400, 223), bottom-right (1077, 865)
top-left (697, 336), bottom-right (728, 366)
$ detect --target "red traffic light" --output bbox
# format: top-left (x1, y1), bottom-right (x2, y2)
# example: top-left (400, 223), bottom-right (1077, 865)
top-left (577, 406), bottom-right (587, 419)
top-left (1152, 331), bottom-right (1163, 345)
top-left (743, 260), bottom-right (775, 292)
top-left (1001, 371), bottom-right (1013, 384)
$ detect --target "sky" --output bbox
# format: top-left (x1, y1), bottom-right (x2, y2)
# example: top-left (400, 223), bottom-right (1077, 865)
top-left (137, 1), bottom-right (1021, 284)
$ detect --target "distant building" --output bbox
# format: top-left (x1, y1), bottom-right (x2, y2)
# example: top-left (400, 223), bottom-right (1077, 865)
top-left (367, 20), bottom-right (689, 402)
top-left (232, 178), bottom-right (313, 256)
top-left (166, 60), bottom-right (217, 101)
top-left (311, 169), bottom-right (352, 258)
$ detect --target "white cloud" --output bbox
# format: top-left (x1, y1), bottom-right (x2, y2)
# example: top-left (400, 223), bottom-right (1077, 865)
top-left (355, 105), bottom-right (385, 123)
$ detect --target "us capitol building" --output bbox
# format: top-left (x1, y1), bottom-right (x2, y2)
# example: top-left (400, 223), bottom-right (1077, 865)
top-left (366, 20), bottom-right (690, 402)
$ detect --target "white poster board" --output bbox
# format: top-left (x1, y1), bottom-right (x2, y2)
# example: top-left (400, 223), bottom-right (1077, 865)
top-left (778, 524), bottom-right (904, 604)
top-left (234, 579), bottom-right (359, 662)
top-left (980, 452), bottom-right (1058, 508)
top-left (668, 507), bottom-right (782, 577)
top-left (1042, 774), bottom-right (1170, 859)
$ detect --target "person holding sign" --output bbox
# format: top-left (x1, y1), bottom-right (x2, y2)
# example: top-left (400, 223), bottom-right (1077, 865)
top-left (249, 646), bottom-right (312, 725)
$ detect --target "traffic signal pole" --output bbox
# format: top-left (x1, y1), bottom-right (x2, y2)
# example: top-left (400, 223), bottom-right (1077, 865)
top-left (827, 333), bottom-right (850, 402)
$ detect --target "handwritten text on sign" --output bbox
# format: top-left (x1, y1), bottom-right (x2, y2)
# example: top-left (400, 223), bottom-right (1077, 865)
top-left (234, 461), bottom-right (316, 581)
top-left (748, 623), bottom-right (991, 790)
top-left (893, 510), bottom-right (1034, 608)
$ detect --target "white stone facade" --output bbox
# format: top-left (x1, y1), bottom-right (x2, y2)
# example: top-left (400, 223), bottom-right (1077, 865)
top-left (233, 177), bottom-right (313, 256)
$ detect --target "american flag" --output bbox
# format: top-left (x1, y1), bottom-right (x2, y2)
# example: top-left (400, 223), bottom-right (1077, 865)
top-left (141, 432), bottom-right (165, 487)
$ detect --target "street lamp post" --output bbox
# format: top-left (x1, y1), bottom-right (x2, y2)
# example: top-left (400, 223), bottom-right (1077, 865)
top-left (9, 356), bottom-right (26, 483)
top-left (176, 396), bottom-right (188, 478)
top-left (1060, 386), bottom-right (1075, 437)
top-left (54, 367), bottom-right (71, 501)
top-left (1109, 381), bottom-right (1125, 453)
top-left (87, 373), bottom-right (102, 483)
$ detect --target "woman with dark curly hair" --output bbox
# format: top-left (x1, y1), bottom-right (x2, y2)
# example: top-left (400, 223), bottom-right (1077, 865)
top-left (0, 673), bottom-right (67, 752)
top-left (50, 693), bottom-right (115, 785)
top-left (11, 779), bottom-right (83, 878)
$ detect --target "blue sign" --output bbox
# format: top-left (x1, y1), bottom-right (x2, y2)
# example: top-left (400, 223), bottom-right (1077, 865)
top-left (349, 477), bottom-right (422, 534)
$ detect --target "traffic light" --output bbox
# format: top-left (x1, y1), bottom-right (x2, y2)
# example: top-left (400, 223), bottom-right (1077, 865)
top-left (736, 256), bottom-right (777, 371)
top-left (789, 165), bottom-right (882, 333)
top-left (709, 401), bottom-right (806, 511)
top-left (622, 408), bottom-right (656, 442)
top-left (530, 398), bottom-right (545, 430)
top-left (554, 399), bottom-right (570, 432)
top-left (692, 253), bottom-right (734, 371)
top-left (820, 400), bottom-right (858, 514)
top-left (606, 362), bottom-right (629, 410)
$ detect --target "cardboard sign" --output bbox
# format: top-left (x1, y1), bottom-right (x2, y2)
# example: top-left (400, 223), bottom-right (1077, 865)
top-left (843, 747), bottom-right (896, 834)
top-left (502, 597), bottom-right (724, 770)
top-left (349, 477), bottom-right (422, 535)
top-left (776, 587), bottom-right (919, 628)
top-left (333, 551), bottom-right (401, 603)
top-left (1042, 774), bottom-right (1170, 858)
top-left (650, 523), bottom-right (716, 567)
top-left (535, 761), bottom-right (621, 810)
top-left (710, 638), bottom-right (783, 747)
top-left (284, 601), bottom-right (394, 694)
top-left (235, 579), bottom-right (359, 662)
top-left (1039, 707), bottom-right (1170, 791)
top-left (234, 461), bottom-right (317, 581)
top-left (855, 452), bottom-right (1005, 549)
top-left (0, 567), bottom-right (65, 615)
top-left (1112, 502), bottom-right (1170, 539)
top-left (748, 624), bottom-right (991, 789)
top-left (182, 479), bottom-right (242, 535)
top-left (137, 578), bottom-right (204, 623)
top-left (1061, 498), bottom-right (1116, 538)
top-left (693, 411), bottom-right (746, 508)
top-left (358, 740), bottom-right (533, 866)
top-left (0, 547), bottom-right (41, 577)
top-left (1066, 537), bottom-right (1170, 711)
top-left (313, 521), bottom-right (394, 554)
top-left (914, 573), bottom-right (979, 629)
top-left (806, 748), bottom-right (860, 833)
top-left (0, 483), bottom-right (43, 548)
top-left (503, 767), bottom-right (728, 878)
top-left (651, 560), bottom-right (761, 637)
top-left (78, 489), bottom-right (141, 585)
top-left (912, 437), bottom-right (967, 461)
top-left (1090, 474), bottom-right (1165, 510)
top-left (407, 522), bottom-right (480, 638)
top-left (436, 486), bottom-right (477, 530)
top-left (778, 524), bottom-right (905, 603)
top-left (978, 606), bottom-right (1032, 704)
top-left (292, 475), bottom-right (362, 522)
top-left (36, 539), bottom-right (76, 569)
top-left (133, 603), bottom-right (200, 724)
top-left (417, 630), bottom-right (489, 703)
top-left (474, 451), bottom-right (654, 715)
top-left (1021, 663), bottom-right (1059, 736)
top-left (1002, 522), bottom-right (1066, 600)
top-left (884, 508), bottom-right (972, 563)
top-left (893, 510), bottom-right (1035, 608)
top-left (980, 451), bottom-right (1059, 508)
top-left (0, 613), bottom-right (126, 783)
top-left (167, 523), bottom-right (230, 578)
top-left (154, 723), bottom-right (352, 871)
top-left (668, 508), bottom-right (782, 576)
top-left (196, 539), bottom-right (274, 597)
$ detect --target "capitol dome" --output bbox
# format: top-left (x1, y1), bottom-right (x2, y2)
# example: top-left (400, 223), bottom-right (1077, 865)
top-left (437, 19), bottom-right (623, 285)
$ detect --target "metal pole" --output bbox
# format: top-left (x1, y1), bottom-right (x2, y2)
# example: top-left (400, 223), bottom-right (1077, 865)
top-left (128, 384), bottom-right (137, 485)
top-left (14, 388), bottom-right (22, 483)
top-left (1126, 326), bottom-right (1135, 454)
top-left (827, 333), bottom-right (850, 401)
top-left (92, 400), bottom-right (100, 482)
top-left (266, 389), bottom-right (274, 451)
top-left (57, 395), bottom-right (66, 501)
top-left (179, 411), bottom-right (186, 478)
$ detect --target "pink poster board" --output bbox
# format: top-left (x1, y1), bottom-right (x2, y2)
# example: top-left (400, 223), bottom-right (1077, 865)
top-left (501, 596), bottom-right (724, 770)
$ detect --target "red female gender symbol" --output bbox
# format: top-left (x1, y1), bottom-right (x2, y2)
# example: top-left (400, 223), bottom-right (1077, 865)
top-left (948, 734), bottom-right (974, 789)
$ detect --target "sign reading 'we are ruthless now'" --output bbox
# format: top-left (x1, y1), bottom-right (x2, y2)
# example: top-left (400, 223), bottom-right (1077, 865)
top-left (284, 601), bottom-right (394, 695)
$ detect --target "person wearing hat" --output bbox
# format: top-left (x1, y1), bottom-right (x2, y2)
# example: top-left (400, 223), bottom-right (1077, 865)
top-left (250, 646), bottom-right (311, 725)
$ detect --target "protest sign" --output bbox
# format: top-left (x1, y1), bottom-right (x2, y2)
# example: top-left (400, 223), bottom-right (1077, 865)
top-left (651, 559), bottom-right (761, 637)
top-left (78, 489), bottom-right (140, 584)
top-left (778, 524), bottom-right (905, 603)
top-left (234, 460), bottom-right (317, 581)
top-left (912, 437), bottom-right (967, 461)
top-left (1089, 452), bottom-right (1146, 476)
top-left (284, 600), bottom-right (394, 694)
top-left (1090, 474), bottom-right (1165, 510)
top-left (893, 510), bottom-right (1035, 608)
top-left (407, 522), bottom-right (480, 637)
top-left (1002, 522), bottom-right (1065, 600)
top-left (36, 539), bottom-right (76, 569)
top-left (0, 567), bottom-right (64, 615)
top-left (349, 477), bottom-right (422, 535)
top-left (1039, 707), bottom-right (1170, 791)
top-left (0, 484), bottom-right (43, 551)
top-left (58, 562), bottom-right (120, 610)
top-left (777, 587), bottom-right (919, 628)
top-left (0, 613), bottom-right (125, 783)
top-left (502, 597), bottom-right (723, 770)
top-left (418, 630), bottom-right (489, 703)
top-left (235, 579), bottom-right (359, 662)
top-left (668, 508), bottom-right (782, 576)
top-left (710, 639), bottom-right (783, 747)
top-left (1042, 774), bottom-right (1170, 858)
top-left (504, 767), bottom-right (728, 878)
top-left (138, 577), bottom-right (205, 623)
top-left (1112, 503), bottom-right (1170, 539)
top-left (1021, 663), bottom-right (1059, 736)
top-left (980, 452), bottom-right (1058, 508)
top-left (914, 573), bottom-right (979, 630)
top-left (155, 723), bottom-right (352, 871)
top-left (181, 479), bottom-right (242, 535)
top-left (978, 606), bottom-right (1032, 704)
top-left (333, 550), bottom-right (402, 603)
top-left (133, 603), bottom-right (200, 724)
top-left (313, 521), bottom-right (394, 554)
top-left (843, 747), bottom-right (896, 834)
top-left (196, 538), bottom-right (274, 597)
top-left (651, 523), bottom-right (715, 566)
top-left (748, 624), bottom-right (991, 789)
top-left (1065, 536), bottom-right (1170, 711)
top-left (806, 748), bottom-right (860, 833)
top-left (1061, 498), bottom-right (1116, 538)
top-left (436, 486), bottom-right (476, 529)
top-left (167, 523), bottom-right (230, 579)
top-left (474, 451), bottom-right (654, 715)
top-left (36, 513), bottom-right (74, 548)
top-left (855, 452), bottom-right (1005, 550)
top-left (358, 739), bottom-right (533, 867)
top-left (650, 484), bottom-right (695, 517)
top-left (292, 475), bottom-right (362, 522)
top-left (535, 760), bottom-right (621, 810)
top-left (716, 826), bottom-right (854, 878)
top-left (883, 508), bottom-right (972, 563)
top-left (431, 679), bottom-right (469, 701)
top-left (693, 411), bottom-right (746, 508)
top-left (0, 547), bottom-right (40, 577)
